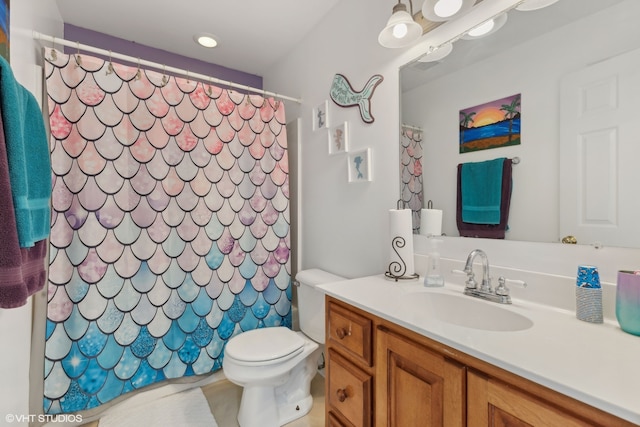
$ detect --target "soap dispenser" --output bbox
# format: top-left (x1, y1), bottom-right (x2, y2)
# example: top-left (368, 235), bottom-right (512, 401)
top-left (424, 237), bottom-right (444, 287)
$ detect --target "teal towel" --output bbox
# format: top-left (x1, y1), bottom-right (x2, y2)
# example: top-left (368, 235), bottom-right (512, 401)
top-left (461, 158), bottom-right (505, 225)
top-left (0, 56), bottom-right (52, 247)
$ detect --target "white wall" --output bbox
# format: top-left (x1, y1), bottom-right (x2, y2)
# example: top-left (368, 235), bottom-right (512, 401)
top-left (1, 2), bottom-right (63, 425)
top-left (263, 0), bottom-right (402, 278)
top-left (263, 0), bottom-right (524, 278)
top-left (403, 1), bottom-right (640, 243)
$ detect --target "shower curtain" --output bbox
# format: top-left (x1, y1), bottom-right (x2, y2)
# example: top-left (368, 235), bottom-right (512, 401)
top-left (400, 126), bottom-right (423, 232)
top-left (42, 47), bottom-right (292, 414)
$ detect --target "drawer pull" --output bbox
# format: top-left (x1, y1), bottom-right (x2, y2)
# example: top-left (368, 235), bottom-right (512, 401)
top-left (336, 388), bottom-right (348, 402)
top-left (336, 324), bottom-right (352, 339)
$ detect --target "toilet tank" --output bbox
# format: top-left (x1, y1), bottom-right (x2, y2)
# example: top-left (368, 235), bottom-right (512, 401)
top-left (295, 269), bottom-right (345, 344)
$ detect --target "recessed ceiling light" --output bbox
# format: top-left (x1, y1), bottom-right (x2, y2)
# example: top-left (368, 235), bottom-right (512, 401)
top-left (194, 33), bottom-right (219, 48)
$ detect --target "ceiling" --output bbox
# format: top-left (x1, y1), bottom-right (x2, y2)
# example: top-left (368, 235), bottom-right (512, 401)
top-left (54, 0), bottom-right (344, 76)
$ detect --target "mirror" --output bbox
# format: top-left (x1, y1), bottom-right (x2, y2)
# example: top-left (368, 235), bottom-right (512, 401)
top-left (400, 0), bottom-right (640, 248)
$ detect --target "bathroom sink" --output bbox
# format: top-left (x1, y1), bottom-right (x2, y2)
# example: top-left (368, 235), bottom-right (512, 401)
top-left (400, 292), bottom-right (533, 332)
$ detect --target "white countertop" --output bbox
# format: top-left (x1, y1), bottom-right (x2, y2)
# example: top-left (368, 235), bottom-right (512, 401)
top-left (319, 275), bottom-right (640, 425)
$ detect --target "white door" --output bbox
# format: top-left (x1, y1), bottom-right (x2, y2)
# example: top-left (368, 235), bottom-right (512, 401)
top-left (559, 47), bottom-right (640, 248)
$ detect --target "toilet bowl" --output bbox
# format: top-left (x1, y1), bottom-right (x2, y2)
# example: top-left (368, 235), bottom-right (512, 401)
top-left (222, 269), bottom-right (345, 427)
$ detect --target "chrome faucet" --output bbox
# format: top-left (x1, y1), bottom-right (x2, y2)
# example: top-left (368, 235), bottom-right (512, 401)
top-left (463, 249), bottom-right (491, 293)
top-left (456, 249), bottom-right (527, 304)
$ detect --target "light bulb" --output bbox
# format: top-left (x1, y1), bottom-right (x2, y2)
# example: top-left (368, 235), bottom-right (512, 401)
top-left (194, 33), bottom-right (219, 48)
top-left (393, 23), bottom-right (408, 39)
top-left (434, 0), bottom-right (463, 18)
top-left (468, 19), bottom-right (494, 37)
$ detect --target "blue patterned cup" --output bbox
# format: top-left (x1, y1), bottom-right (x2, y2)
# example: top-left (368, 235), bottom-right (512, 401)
top-left (576, 265), bottom-right (602, 323)
top-left (616, 271), bottom-right (640, 336)
top-left (576, 265), bottom-right (601, 289)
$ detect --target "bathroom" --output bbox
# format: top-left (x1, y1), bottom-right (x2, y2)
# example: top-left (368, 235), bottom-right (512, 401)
top-left (2, 0), bottom-right (640, 426)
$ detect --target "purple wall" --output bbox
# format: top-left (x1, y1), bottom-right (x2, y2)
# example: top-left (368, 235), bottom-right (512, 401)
top-left (64, 24), bottom-right (262, 89)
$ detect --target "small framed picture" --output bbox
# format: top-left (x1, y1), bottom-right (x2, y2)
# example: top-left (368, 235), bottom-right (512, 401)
top-left (312, 100), bottom-right (329, 131)
top-left (347, 148), bottom-right (372, 183)
top-left (328, 121), bottom-right (349, 155)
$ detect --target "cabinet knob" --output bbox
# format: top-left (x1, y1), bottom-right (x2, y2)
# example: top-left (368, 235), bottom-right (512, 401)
top-left (336, 327), bottom-right (348, 339)
top-left (335, 324), bottom-right (352, 339)
top-left (336, 388), bottom-right (348, 402)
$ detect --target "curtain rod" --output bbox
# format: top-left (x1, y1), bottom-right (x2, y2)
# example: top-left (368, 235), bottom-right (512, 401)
top-left (32, 31), bottom-right (302, 104)
top-left (402, 123), bottom-right (423, 132)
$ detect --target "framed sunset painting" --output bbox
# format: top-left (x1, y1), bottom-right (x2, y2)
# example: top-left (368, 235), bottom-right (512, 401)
top-left (0, 0), bottom-right (8, 62)
top-left (459, 93), bottom-right (521, 153)
top-left (0, 0), bottom-right (9, 62)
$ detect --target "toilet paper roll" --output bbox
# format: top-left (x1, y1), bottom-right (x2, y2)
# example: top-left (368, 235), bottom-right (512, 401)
top-left (388, 209), bottom-right (415, 277)
top-left (420, 209), bottom-right (443, 236)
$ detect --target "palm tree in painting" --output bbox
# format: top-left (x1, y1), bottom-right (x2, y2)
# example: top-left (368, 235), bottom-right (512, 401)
top-left (459, 111), bottom-right (476, 143)
top-left (500, 95), bottom-right (521, 142)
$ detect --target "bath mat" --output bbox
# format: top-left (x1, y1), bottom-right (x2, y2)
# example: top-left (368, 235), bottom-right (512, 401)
top-left (98, 388), bottom-right (218, 427)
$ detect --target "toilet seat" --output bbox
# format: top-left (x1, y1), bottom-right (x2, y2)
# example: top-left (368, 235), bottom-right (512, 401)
top-left (225, 327), bottom-right (305, 366)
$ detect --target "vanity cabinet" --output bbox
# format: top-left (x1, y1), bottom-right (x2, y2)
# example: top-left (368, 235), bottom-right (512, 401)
top-left (326, 299), bottom-right (374, 426)
top-left (325, 296), bottom-right (637, 427)
top-left (375, 326), bottom-right (465, 426)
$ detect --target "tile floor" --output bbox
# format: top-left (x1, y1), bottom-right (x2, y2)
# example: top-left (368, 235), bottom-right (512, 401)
top-left (80, 373), bottom-right (325, 426)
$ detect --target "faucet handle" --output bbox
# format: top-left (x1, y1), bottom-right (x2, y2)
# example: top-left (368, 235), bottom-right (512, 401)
top-left (452, 269), bottom-right (477, 289)
top-left (495, 276), bottom-right (527, 296)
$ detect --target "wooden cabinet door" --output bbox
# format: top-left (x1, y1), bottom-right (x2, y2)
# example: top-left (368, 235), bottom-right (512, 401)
top-left (327, 349), bottom-right (372, 427)
top-left (468, 370), bottom-right (599, 427)
top-left (375, 327), bottom-right (465, 427)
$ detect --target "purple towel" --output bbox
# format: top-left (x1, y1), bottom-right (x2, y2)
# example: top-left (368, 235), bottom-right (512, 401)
top-left (0, 103), bottom-right (47, 309)
top-left (456, 158), bottom-right (513, 239)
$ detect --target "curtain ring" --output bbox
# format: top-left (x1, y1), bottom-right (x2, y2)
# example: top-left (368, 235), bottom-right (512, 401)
top-left (135, 57), bottom-right (142, 81)
top-left (106, 50), bottom-right (114, 75)
top-left (74, 41), bottom-right (82, 67)
top-left (161, 64), bottom-right (169, 87)
top-left (49, 37), bottom-right (58, 61)
top-left (245, 85), bottom-right (251, 106)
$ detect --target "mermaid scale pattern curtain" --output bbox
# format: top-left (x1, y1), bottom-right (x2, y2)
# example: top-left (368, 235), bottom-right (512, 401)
top-left (42, 47), bottom-right (292, 414)
top-left (400, 126), bottom-right (423, 232)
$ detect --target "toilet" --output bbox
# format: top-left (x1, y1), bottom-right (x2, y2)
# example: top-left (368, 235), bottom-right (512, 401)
top-left (222, 269), bottom-right (345, 427)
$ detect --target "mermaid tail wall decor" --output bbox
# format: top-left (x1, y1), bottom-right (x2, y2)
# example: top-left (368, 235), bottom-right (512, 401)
top-left (330, 73), bottom-right (384, 124)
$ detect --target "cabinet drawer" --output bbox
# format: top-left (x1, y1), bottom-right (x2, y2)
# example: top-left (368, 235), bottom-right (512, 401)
top-left (328, 411), bottom-right (353, 427)
top-left (327, 300), bottom-right (373, 366)
top-left (327, 349), bottom-right (372, 427)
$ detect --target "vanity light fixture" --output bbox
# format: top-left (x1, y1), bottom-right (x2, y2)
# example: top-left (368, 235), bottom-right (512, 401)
top-left (462, 13), bottom-right (507, 39)
top-left (516, 0), bottom-right (559, 11)
top-left (422, 0), bottom-right (477, 22)
top-left (194, 32), bottom-right (219, 48)
top-left (378, 0), bottom-right (423, 48)
top-left (418, 42), bottom-right (453, 62)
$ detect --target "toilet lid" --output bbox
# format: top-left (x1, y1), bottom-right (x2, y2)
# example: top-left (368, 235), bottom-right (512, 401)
top-left (225, 327), bottom-right (305, 365)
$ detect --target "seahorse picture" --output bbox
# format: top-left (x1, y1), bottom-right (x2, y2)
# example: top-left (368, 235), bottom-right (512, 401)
top-left (313, 100), bottom-right (329, 131)
top-left (328, 121), bottom-right (349, 155)
top-left (347, 148), bottom-right (372, 183)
